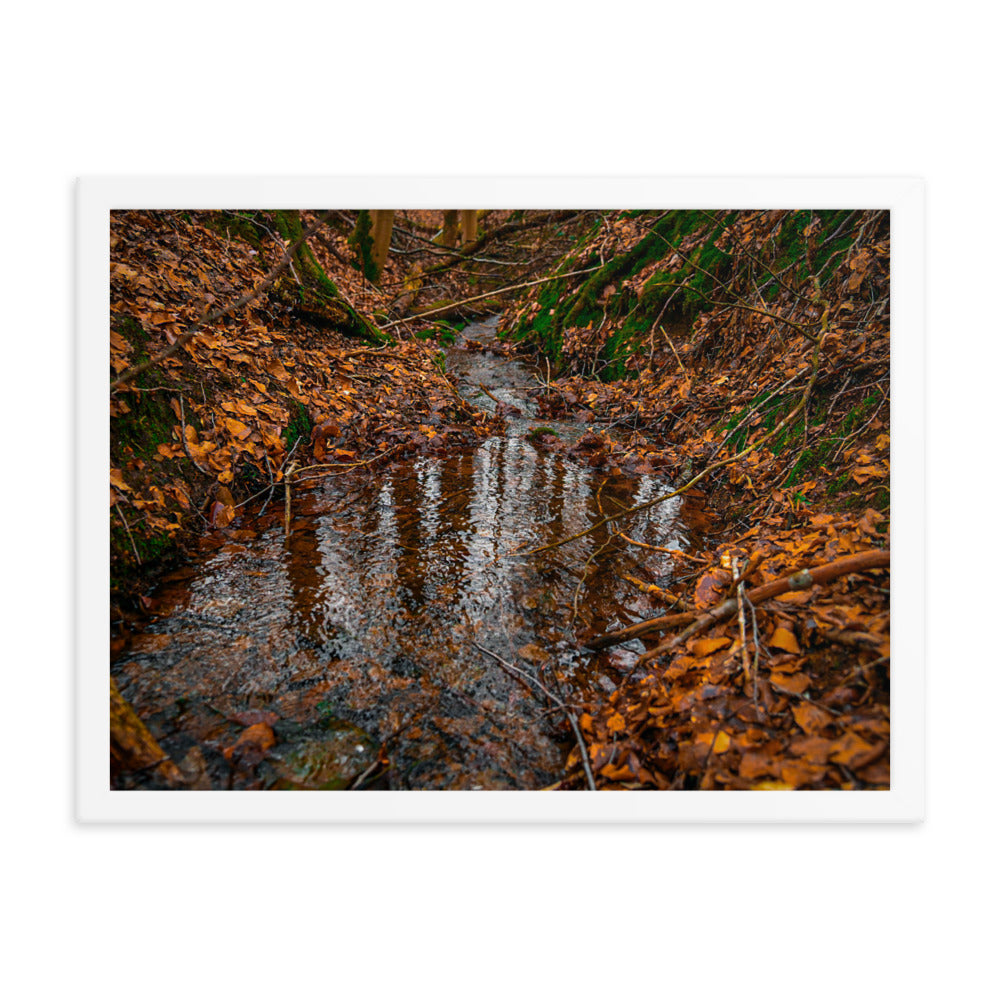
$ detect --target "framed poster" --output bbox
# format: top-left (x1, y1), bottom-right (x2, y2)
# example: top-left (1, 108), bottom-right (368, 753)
top-left (79, 177), bottom-right (923, 822)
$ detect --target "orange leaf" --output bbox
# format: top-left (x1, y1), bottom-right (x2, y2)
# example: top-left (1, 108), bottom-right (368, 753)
top-left (692, 636), bottom-right (731, 657)
top-left (695, 730), bottom-right (731, 753)
top-left (769, 672), bottom-right (810, 695)
top-left (694, 568), bottom-right (730, 608)
top-left (209, 501), bottom-right (235, 528)
top-left (265, 359), bottom-right (289, 380)
top-left (769, 627), bottom-right (801, 654)
top-left (791, 702), bottom-right (832, 735)
top-left (224, 417), bottom-right (252, 440)
top-left (829, 733), bottom-right (877, 768)
top-left (110, 469), bottom-right (131, 492)
top-left (606, 712), bottom-right (626, 733)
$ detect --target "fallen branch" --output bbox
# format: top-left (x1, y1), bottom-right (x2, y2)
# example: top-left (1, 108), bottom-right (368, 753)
top-left (585, 612), bottom-right (697, 651)
top-left (616, 534), bottom-right (708, 563)
top-left (379, 267), bottom-right (601, 329)
top-left (284, 460), bottom-right (298, 540)
top-left (733, 557), bottom-right (753, 696)
top-left (110, 678), bottom-right (185, 786)
top-left (292, 445), bottom-right (401, 480)
top-left (588, 549), bottom-right (889, 654)
top-left (620, 573), bottom-right (691, 609)
top-left (633, 549), bottom-right (890, 665)
top-left (477, 383), bottom-right (506, 408)
top-left (413, 210), bottom-right (585, 277)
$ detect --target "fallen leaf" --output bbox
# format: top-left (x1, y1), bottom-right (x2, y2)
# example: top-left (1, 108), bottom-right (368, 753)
top-left (209, 501), bottom-right (235, 528)
top-left (692, 636), bottom-right (731, 657)
top-left (110, 469), bottom-right (132, 492)
top-left (769, 627), bottom-right (801, 654)
top-left (791, 701), bottom-right (832, 735)
top-left (695, 730), bottom-right (731, 753)
top-left (769, 672), bottom-right (810, 695)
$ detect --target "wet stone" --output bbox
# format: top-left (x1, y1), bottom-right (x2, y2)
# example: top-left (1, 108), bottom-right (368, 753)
top-left (267, 721), bottom-right (378, 790)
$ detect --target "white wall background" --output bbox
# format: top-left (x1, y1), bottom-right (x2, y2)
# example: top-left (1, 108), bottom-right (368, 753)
top-left (5, 3), bottom-right (991, 996)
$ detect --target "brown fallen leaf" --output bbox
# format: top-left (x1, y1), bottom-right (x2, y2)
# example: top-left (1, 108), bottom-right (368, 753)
top-left (223, 722), bottom-right (277, 767)
top-left (770, 672), bottom-right (810, 695)
top-left (829, 732), bottom-right (878, 768)
top-left (769, 626), bottom-right (801, 654)
top-left (791, 701), bottom-right (833, 735)
top-left (692, 636), bottom-right (731, 657)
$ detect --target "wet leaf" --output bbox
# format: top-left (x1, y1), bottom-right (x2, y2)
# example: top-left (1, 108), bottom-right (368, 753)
top-left (209, 501), bottom-right (235, 528)
top-left (829, 732), bottom-right (877, 768)
top-left (695, 730), bottom-right (731, 753)
top-left (694, 568), bottom-right (730, 608)
top-left (224, 417), bottom-right (252, 440)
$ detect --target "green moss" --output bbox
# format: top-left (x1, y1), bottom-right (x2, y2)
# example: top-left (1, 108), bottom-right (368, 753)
top-left (780, 392), bottom-right (882, 490)
top-left (283, 402), bottom-right (312, 449)
top-left (415, 321), bottom-right (459, 346)
top-left (111, 524), bottom-right (174, 566)
top-left (201, 211), bottom-right (265, 250)
top-left (511, 209), bottom-right (865, 375)
top-left (111, 321), bottom-right (190, 465)
top-left (526, 426), bottom-right (559, 441)
top-left (347, 210), bottom-right (377, 281)
top-left (272, 211), bottom-right (387, 344)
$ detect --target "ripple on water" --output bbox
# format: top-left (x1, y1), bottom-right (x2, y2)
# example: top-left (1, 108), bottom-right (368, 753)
top-left (112, 318), bottom-right (691, 790)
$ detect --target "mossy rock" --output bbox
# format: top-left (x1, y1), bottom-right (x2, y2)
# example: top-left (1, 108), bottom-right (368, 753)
top-left (269, 721), bottom-right (378, 790)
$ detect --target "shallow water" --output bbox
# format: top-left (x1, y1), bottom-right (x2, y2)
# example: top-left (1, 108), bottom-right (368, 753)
top-left (113, 318), bottom-right (690, 789)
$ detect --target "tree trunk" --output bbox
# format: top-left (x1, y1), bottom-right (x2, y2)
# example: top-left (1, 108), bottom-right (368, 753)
top-left (460, 210), bottom-right (478, 246)
top-left (110, 677), bottom-right (185, 786)
top-left (371, 210), bottom-right (395, 275)
top-left (274, 210), bottom-right (384, 342)
top-left (441, 210), bottom-right (460, 248)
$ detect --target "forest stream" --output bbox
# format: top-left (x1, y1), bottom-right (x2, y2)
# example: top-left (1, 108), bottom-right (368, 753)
top-left (113, 317), bottom-right (691, 789)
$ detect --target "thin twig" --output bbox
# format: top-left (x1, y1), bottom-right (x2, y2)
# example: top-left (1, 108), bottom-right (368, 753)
top-left (284, 460), bottom-right (297, 540)
top-left (659, 325), bottom-right (687, 371)
top-left (114, 502), bottom-right (142, 565)
top-left (177, 396), bottom-right (212, 476)
top-left (379, 267), bottom-right (602, 329)
top-left (472, 641), bottom-right (597, 791)
top-left (258, 451), bottom-right (276, 517)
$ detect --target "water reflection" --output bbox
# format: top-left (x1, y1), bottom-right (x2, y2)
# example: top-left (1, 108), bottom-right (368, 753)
top-left (113, 318), bottom-right (691, 789)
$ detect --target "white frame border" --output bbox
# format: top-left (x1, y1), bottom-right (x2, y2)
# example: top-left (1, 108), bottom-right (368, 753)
top-left (79, 177), bottom-right (923, 823)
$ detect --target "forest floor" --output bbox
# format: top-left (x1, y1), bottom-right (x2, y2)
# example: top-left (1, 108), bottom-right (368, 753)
top-left (110, 208), bottom-right (890, 791)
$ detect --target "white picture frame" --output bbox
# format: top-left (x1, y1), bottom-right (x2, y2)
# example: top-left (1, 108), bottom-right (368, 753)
top-left (80, 177), bottom-right (924, 823)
